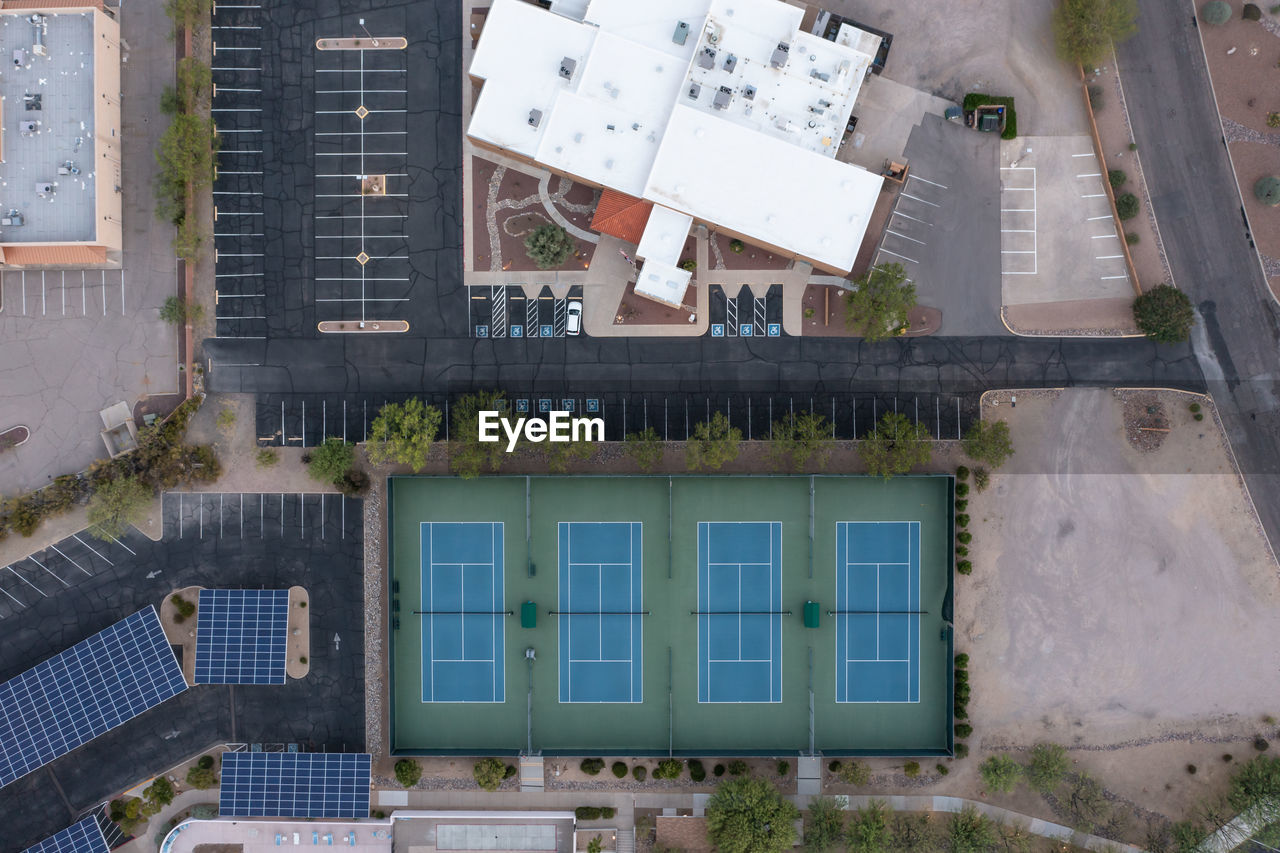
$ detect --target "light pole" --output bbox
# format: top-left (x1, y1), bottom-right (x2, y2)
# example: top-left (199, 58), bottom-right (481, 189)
top-left (357, 18), bottom-right (379, 47)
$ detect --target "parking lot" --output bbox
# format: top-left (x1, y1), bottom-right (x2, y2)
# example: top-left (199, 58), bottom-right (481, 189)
top-left (211, 1), bottom-right (266, 340)
top-left (313, 43), bottom-right (412, 326)
top-left (470, 284), bottom-right (583, 338)
top-left (1, 494), bottom-right (365, 851)
top-left (0, 268), bottom-right (127, 317)
top-left (707, 284), bottom-right (783, 337)
top-left (999, 137), bottom-right (1133, 308)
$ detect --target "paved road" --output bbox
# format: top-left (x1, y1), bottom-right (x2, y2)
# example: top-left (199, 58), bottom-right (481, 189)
top-left (1116, 2), bottom-right (1280, 548)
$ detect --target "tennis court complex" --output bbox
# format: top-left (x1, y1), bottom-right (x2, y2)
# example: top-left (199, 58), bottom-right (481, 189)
top-left (389, 476), bottom-right (954, 756)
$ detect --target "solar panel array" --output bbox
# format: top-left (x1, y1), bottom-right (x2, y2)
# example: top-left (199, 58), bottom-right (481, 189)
top-left (194, 589), bottom-right (289, 685)
top-left (219, 752), bottom-right (371, 819)
top-left (0, 606), bottom-right (187, 788)
top-left (22, 816), bottom-right (110, 853)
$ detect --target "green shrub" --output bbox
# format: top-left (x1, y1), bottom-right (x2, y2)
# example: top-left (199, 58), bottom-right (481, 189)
top-left (954, 499), bottom-right (968, 512)
top-left (185, 764), bottom-right (217, 789)
top-left (955, 723), bottom-right (973, 738)
top-left (1190, 402), bottom-right (1202, 413)
top-left (576, 806), bottom-right (603, 820)
top-left (954, 653), bottom-right (969, 668)
top-left (1201, 0), bottom-right (1232, 22)
top-left (828, 760), bottom-right (841, 773)
top-left (949, 805), bottom-right (996, 852)
top-left (903, 761), bottom-right (920, 778)
top-left (1126, 232), bottom-right (1140, 245)
top-left (979, 755), bottom-right (1022, 793)
top-left (1026, 743), bottom-right (1070, 793)
top-left (1108, 169), bottom-right (1127, 189)
top-left (955, 483), bottom-right (969, 497)
top-left (1256, 176), bottom-right (1280, 206)
top-left (837, 761), bottom-right (871, 786)
top-left (602, 807), bottom-right (616, 819)
top-left (955, 514), bottom-right (970, 528)
top-left (394, 759), bottom-right (421, 788)
top-left (1134, 284), bottom-right (1195, 343)
top-left (964, 420), bottom-right (1014, 468)
top-left (957, 560), bottom-right (972, 575)
top-left (689, 759), bottom-right (707, 782)
top-left (954, 703), bottom-right (969, 720)
top-left (937, 763), bottom-right (950, 776)
top-left (633, 765), bottom-right (647, 781)
top-left (1255, 736), bottom-right (1271, 752)
top-left (612, 761), bottom-right (628, 778)
top-left (973, 468), bottom-right (990, 492)
top-left (1187, 763), bottom-right (1198, 774)
top-left (955, 545), bottom-right (969, 557)
top-left (729, 239), bottom-right (745, 253)
top-left (954, 669), bottom-right (969, 684)
top-left (680, 258), bottom-right (697, 272)
top-left (956, 683), bottom-right (971, 702)
top-left (1194, 412), bottom-right (1205, 421)
top-left (1244, 2), bottom-right (1263, 19)
top-left (1115, 192), bottom-right (1140, 220)
top-left (474, 757), bottom-right (507, 791)
top-left (655, 758), bottom-right (684, 780)
top-left (524, 224), bottom-right (574, 269)
top-left (777, 760), bottom-right (790, 777)
top-left (728, 759), bottom-right (749, 776)
top-left (198, 754), bottom-right (215, 770)
top-left (714, 763), bottom-right (726, 777)
top-left (581, 758), bottom-right (606, 775)
top-left (88, 476), bottom-right (153, 540)
top-left (308, 437), bottom-right (354, 485)
top-left (955, 465), bottom-right (970, 480)
top-left (255, 447), bottom-right (279, 467)
top-left (957, 531), bottom-right (972, 544)
top-left (954, 742), bottom-right (970, 759)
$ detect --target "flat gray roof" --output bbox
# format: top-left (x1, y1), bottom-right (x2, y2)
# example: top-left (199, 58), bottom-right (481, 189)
top-left (0, 11), bottom-right (97, 243)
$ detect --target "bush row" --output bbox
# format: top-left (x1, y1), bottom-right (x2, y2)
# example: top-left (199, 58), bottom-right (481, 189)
top-left (954, 653), bottom-right (971, 758)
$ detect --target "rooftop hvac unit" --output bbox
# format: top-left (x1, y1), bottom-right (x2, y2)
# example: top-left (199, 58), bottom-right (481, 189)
top-left (723, 53), bottom-right (737, 73)
top-left (687, 81), bottom-right (701, 100)
top-left (3, 210), bottom-right (24, 226)
top-left (672, 21), bottom-right (690, 46)
top-left (743, 84), bottom-right (757, 100)
top-left (713, 86), bottom-right (732, 111)
top-left (770, 42), bottom-right (790, 68)
top-left (809, 69), bottom-right (830, 82)
top-left (19, 120), bottom-right (38, 133)
top-left (527, 108), bottom-right (543, 128)
top-left (558, 57), bottom-right (577, 81)
top-left (35, 182), bottom-right (54, 196)
top-left (31, 14), bottom-right (46, 56)
top-left (23, 92), bottom-right (41, 111)
top-left (697, 47), bottom-right (716, 70)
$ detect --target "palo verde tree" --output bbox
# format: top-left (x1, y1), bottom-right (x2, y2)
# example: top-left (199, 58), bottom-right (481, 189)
top-left (858, 411), bottom-right (931, 480)
top-left (624, 427), bottom-right (665, 472)
top-left (87, 476), bottom-right (153, 541)
top-left (962, 420), bottom-right (1015, 468)
top-left (706, 777), bottom-right (800, 853)
top-left (686, 411), bottom-right (743, 471)
top-left (769, 411), bottom-right (833, 471)
top-left (844, 262), bottom-right (916, 341)
top-left (1133, 284), bottom-right (1195, 343)
top-left (366, 398), bottom-right (443, 472)
top-left (450, 390), bottom-right (508, 478)
top-left (1052, 0), bottom-right (1139, 66)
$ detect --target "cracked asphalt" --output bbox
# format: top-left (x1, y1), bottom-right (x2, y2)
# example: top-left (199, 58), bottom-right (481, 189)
top-left (0, 493), bottom-right (364, 851)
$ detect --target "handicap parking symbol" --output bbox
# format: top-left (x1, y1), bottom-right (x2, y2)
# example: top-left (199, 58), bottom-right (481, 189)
top-left (541, 324), bottom-right (554, 338)
top-left (516, 399), bottom-right (530, 413)
top-left (740, 324), bottom-right (754, 336)
top-left (561, 399), bottom-right (575, 412)
top-left (511, 325), bottom-right (524, 338)
top-left (586, 399), bottom-right (599, 413)
top-left (539, 398), bottom-right (552, 413)
top-left (767, 323), bottom-right (781, 337)
top-left (711, 324), bottom-right (724, 337)
top-left (475, 325), bottom-right (489, 338)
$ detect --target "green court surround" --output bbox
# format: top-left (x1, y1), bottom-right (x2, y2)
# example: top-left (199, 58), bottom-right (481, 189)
top-left (388, 475), bottom-right (954, 756)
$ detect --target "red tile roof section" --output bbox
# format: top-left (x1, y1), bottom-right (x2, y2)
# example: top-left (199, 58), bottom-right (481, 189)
top-left (590, 189), bottom-right (652, 245)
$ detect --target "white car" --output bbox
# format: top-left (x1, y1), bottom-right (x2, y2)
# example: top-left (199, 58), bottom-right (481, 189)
top-left (566, 300), bottom-right (583, 335)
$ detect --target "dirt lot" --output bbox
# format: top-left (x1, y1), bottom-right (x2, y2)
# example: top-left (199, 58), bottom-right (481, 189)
top-left (957, 387), bottom-right (1280, 830)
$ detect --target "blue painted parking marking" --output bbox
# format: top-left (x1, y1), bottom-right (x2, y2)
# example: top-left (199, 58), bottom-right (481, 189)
top-left (516, 399), bottom-right (530, 413)
top-left (511, 325), bottom-right (523, 338)
top-left (541, 324), bottom-right (553, 338)
top-left (475, 325), bottom-right (489, 338)
top-left (711, 324), bottom-right (725, 337)
top-left (539, 399), bottom-right (552, 413)
top-left (740, 324), bottom-right (754, 337)
top-left (562, 399), bottom-right (574, 412)
top-left (768, 323), bottom-right (781, 337)
top-left (586, 399), bottom-right (599, 413)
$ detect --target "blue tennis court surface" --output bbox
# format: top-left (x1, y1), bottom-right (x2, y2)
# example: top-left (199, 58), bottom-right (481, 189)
top-left (420, 522), bottom-right (505, 702)
top-left (558, 522), bottom-right (643, 703)
top-left (835, 521), bottom-right (920, 703)
top-left (697, 521), bottom-right (783, 703)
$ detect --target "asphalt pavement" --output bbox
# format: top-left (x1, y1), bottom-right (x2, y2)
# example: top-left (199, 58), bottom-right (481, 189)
top-left (1116, 2), bottom-right (1280, 547)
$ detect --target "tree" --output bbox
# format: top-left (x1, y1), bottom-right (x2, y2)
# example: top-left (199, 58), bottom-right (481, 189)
top-left (176, 58), bottom-right (212, 111)
top-left (586, 836), bottom-right (603, 853)
top-left (395, 759), bottom-right (422, 788)
top-left (838, 760), bottom-right (872, 786)
top-left (165, 0), bottom-right (212, 31)
top-left (88, 476), bottom-right (152, 540)
top-left (1063, 772), bottom-right (1109, 829)
top-left (524, 224), bottom-right (574, 269)
top-left (367, 398), bottom-right (443, 471)
top-left (887, 812), bottom-right (937, 852)
top-left (1115, 192), bottom-right (1139, 220)
top-left (159, 296), bottom-right (204, 326)
top-left (686, 411), bottom-right (742, 471)
top-left (949, 806), bottom-right (997, 853)
top-left (308, 437), bottom-right (355, 485)
top-left (769, 411), bottom-right (833, 471)
top-left (803, 797), bottom-right (846, 852)
top-left (1107, 169), bottom-right (1126, 189)
top-left (847, 800), bottom-right (889, 853)
top-left (858, 412), bottom-right (931, 480)
top-left (1026, 743), bottom-right (1070, 794)
top-left (1256, 176), bottom-right (1280, 207)
top-left (473, 757), bottom-right (507, 791)
top-left (844, 263), bottom-right (916, 341)
top-left (624, 428), bottom-right (665, 472)
top-left (1200, 0), bottom-right (1232, 24)
top-left (963, 420), bottom-right (1014, 468)
top-left (157, 114), bottom-right (220, 191)
top-left (1133, 284), bottom-right (1195, 343)
top-left (1052, 0), bottom-right (1138, 66)
top-left (980, 754), bottom-right (1022, 794)
top-left (450, 391), bottom-right (508, 478)
top-left (545, 437), bottom-right (595, 473)
top-left (185, 764), bottom-right (218, 789)
top-left (706, 777), bottom-right (800, 853)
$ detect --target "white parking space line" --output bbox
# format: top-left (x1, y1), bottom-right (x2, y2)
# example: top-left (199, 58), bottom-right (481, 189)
top-left (877, 247), bottom-right (919, 264)
top-left (899, 192), bottom-right (940, 207)
top-left (1087, 215), bottom-right (1112, 221)
top-left (1071, 152), bottom-right (1095, 158)
top-left (1081, 193), bottom-right (1106, 198)
top-left (884, 229), bottom-right (926, 245)
top-left (1076, 173), bottom-right (1102, 178)
top-left (1092, 234), bottom-right (1118, 239)
top-left (891, 211), bottom-right (932, 227)
top-left (1096, 255), bottom-right (1123, 259)
top-left (907, 174), bottom-right (948, 190)
top-left (1000, 166), bottom-right (1037, 276)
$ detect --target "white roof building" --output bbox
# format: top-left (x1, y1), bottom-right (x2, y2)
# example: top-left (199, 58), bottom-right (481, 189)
top-left (468, 0), bottom-right (885, 285)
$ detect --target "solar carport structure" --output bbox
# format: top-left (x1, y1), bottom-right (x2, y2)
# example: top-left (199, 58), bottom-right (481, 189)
top-left (194, 589), bottom-right (290, 685)
top-left (219, 752), bottom-right (372, 819)
top-left (21, 816), bottom-right (109, 853)
top-left (0, 606), bottom-right (187, 787)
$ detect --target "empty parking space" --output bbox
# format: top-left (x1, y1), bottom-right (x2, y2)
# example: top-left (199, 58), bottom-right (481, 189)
top-left (162, 492), bottom-right (355, 542)
top-left (1000, 137), bottom-right (1133, 308)
top-left (212, 2), bottom-right (266, 340)
top-left (0, 531), bottom-right (137, 620)
top-left (313, 44), bottom-right (410, 325)
top-left (0, 268), bottom-right (126, 317)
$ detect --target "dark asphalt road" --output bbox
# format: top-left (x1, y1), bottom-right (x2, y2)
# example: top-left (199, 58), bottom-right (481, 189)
top-left (1116, 2), bottom-right (1280, 545)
